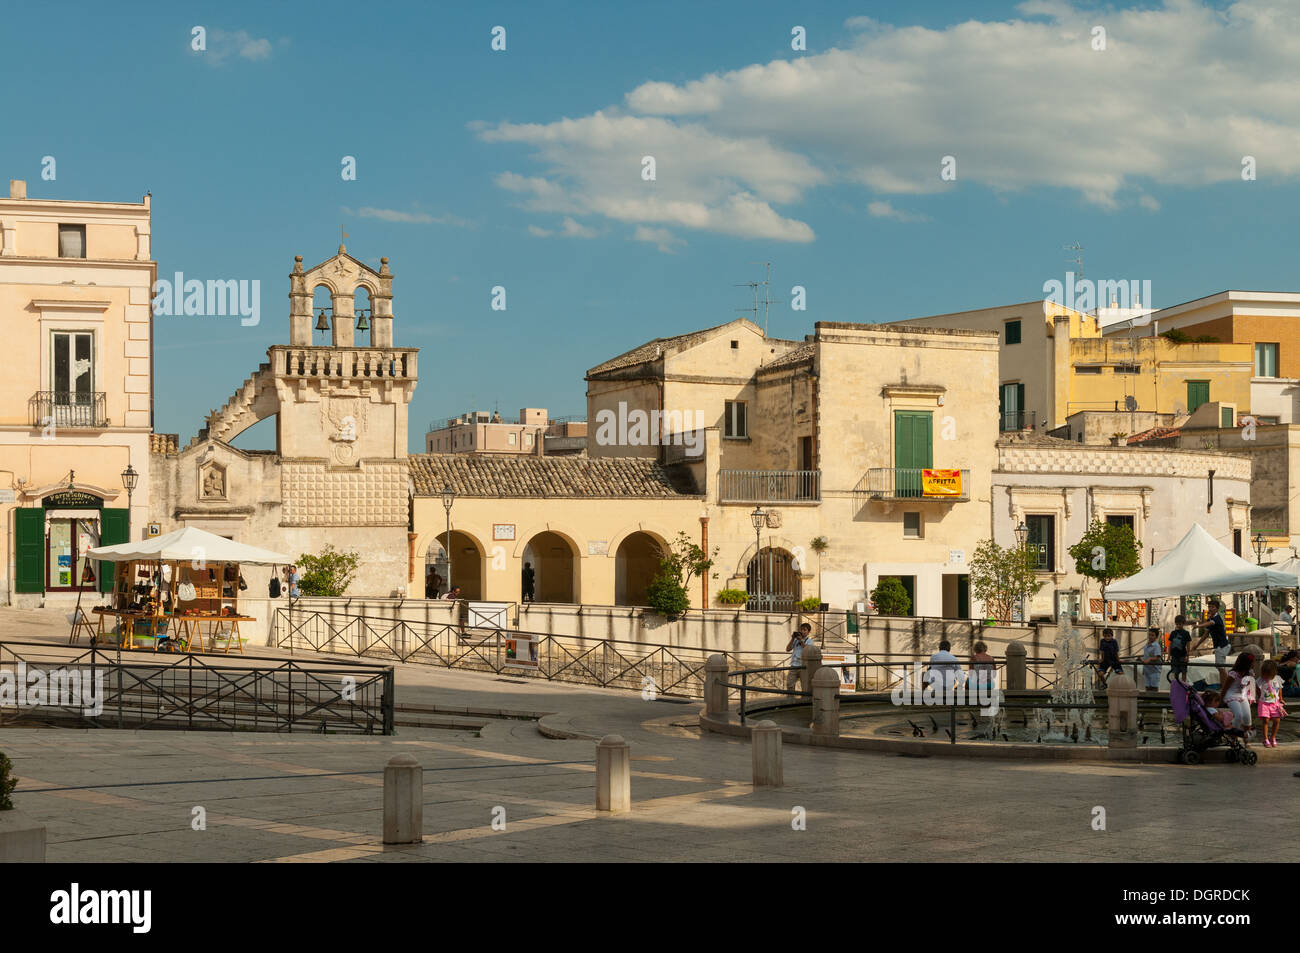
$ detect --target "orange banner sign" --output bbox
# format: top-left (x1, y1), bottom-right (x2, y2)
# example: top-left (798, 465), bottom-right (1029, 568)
top-left (922, 469), bottom-right (963, 497)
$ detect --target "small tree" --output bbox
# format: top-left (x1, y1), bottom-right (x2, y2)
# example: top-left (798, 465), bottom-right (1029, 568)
top-left (809, 536), bottom-right (829, 599)
top-left (0, 752), bottom-right (17, 810)
top-left (646, 532), bottom-right (717, 617)
top-left (968, 539), bottom-right (1042, 623)
top-left (870, 577), bottom-right (912, 616)
top-left (1068, 520), bottom-right (1142, 612)
top-left (296, 545), bottom-right (361, 597)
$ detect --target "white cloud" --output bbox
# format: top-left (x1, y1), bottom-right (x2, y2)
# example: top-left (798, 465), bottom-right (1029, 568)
top-left (479, 0), bottom-right (1300, 240)
top-left (867, 200), bottom-right (930, 223)
top-left (201, 29), bottom-right (275, 64)
top-left (530, 217), bottom-right (600, 239)
top-left (344, 206), bottom-right (471, 227)
top-left (632, 226), bottom-right (686, 253)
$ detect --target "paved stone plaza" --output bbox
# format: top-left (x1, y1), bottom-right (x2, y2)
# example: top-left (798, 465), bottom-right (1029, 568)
top-left (1, 608), bottom-right (1291, 863)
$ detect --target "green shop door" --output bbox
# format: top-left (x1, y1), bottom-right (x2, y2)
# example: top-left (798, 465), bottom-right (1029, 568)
top-left (894, 411), bottom-right (933, 497)
top-left (1187, 380), bottom-right (1210, 414)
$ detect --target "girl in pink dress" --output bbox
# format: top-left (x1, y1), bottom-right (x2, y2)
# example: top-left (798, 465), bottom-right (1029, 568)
top-left (1257, 659), bottom-right (1287, 747)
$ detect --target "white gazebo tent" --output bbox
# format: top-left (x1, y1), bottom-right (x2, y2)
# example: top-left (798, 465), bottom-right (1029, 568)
top-left (1106, 523), bottom-right (1298, 599)
top-left (86, 527), bottom-right (291, 652)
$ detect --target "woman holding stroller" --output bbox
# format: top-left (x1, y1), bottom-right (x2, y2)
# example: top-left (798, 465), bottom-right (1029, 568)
top-left (1219, 653), bottom-right (1256, 747)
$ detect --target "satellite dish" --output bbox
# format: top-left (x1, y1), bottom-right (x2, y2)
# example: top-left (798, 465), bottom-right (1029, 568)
top-left (1124, 395), bottom-right (1138, 412)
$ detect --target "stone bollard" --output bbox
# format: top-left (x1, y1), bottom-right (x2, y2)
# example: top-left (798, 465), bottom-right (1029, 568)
top-left (801, 644), bottom-right (823, 693)
top-left (809, 667), bottom-right (841, 736)
top-left (596, 734), bottom-right (631, 813)
top-left (1005, 641), bottom-right (1026, 691)
top-left (383, 754), bottom-right (423, 844)
top-left (704, 654), bottom-right (730, 716)
top-left (751, 720), bottom-right (783, 786)
top-left (1107, 673), bottom-right (1139, 749)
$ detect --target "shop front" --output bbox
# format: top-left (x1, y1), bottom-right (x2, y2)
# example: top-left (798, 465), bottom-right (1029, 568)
top-left (14, 489), bottom-right (128, 598)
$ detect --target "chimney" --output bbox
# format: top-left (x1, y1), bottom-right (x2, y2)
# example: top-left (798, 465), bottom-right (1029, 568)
top-left (9, 179), bottom-right (26, 199)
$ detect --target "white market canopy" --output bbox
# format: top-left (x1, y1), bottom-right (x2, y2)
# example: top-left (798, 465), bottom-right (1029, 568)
top-left (1106, 523), bottom-right (1299, 600)
top-left (1265, 556), bottom-right (1300, 583)
top-left (87, 526), bottom-right (291, 567)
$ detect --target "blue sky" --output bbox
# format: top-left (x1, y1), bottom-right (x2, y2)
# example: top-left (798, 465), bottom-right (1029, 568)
top-left (5, 0), bottom-right (1298, 450)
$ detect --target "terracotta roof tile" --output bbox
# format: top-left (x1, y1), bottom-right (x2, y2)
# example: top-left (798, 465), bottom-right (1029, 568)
top-left (409, 453), bottom-right (700, 498)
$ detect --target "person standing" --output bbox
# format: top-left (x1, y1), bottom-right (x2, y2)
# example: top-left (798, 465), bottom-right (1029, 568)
top-left (785, 628), bottom-right (814, 692)
top-left (1257, 659), bottom-right (1287, 747)
top-left (1168, 615), bottom-right (1192, 684)
top-left (288, 565), bottom-right (301, 600)
top-left (521, 562), bottom-right (536, 603)
top-left (1141, 627), bottom-right (1163, 693)
top-left (1191, 599), bottom-right (1231, 674)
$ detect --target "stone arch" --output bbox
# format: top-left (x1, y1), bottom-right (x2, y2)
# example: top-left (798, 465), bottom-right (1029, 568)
top-left (605, 523), bottom-right (671, 558)
top-left (510, 525), bottom-right (583, 560)
top-left (614, 530), bottom-right (665, 607)
top-left (743, 545), bottom-right (803, 613)
top-left (521, 530), bottom-right (579, 604)
top-left (424, 529), bottom-right (485, 600)
top-left (353, 284), bottom-right (374, 347)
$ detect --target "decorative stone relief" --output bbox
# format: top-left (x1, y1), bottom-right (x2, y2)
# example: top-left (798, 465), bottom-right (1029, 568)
top-left (200, 462), bottom-right (227, 500)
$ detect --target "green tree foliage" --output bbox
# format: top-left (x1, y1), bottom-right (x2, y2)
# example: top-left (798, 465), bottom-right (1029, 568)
top-left (0, 752), bottom-right (17, 810)
top-left (296, 545), bottom-right (361, 597)
top-left (968, 539), bottom-right (1042, 623)
top-left (646, 532), bottom-right (717, 617)
top-left (1068, 520), bottom-right (1142, 591)
top-left (870, 576), bottom-right (912, 616)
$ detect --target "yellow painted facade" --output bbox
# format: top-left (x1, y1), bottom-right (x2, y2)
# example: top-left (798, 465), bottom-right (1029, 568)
top-left (0, 180), bottom-right (155, 604)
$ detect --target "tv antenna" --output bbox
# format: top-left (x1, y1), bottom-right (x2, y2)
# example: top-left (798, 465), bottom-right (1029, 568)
top-left (734, 261), bottom-right (774, 335)
top-left (1064, 241), bottom-right (1084, 279)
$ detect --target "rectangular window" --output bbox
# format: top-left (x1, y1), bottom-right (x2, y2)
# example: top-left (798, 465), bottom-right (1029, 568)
top-left (51, 332), bottom-right (95, 426)
top-left (1075, 365), bottom-right (1102, 374)
top-left (1255, 342), bottom-right (1279, 378)
top-left (1004, 320), bottom-right (1022, 345)
top-left (724, 400), bottom-right (748, 438)
top-left (1187, 380), bottom-right (1210, 413)
top-left (903, 512), bottom-right (922, 538)
top-left (1106, 514), bottom-right (1136, 533)
top-left (58, 224), bottom-right (86, 258)
top-left (999, 382), bottom-right (1025, 431)
top-left (508, 432), bottom-right (517, 446)
top-left (1113, 364), bottom-right (1139, 374)
top-left (1221, 406), bottom-right (1235, 428)
top-left (1025, 514), bottom-right (1055, 571)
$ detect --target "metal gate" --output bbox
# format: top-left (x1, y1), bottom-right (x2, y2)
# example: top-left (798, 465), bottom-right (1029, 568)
top-left (746, 547), bottom-right (801, 612)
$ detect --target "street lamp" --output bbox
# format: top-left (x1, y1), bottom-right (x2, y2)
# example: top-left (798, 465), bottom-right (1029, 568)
top-left (1253, 532), bottom-right (1267, 565)
top-left (1014, 520), bottom-right (1029, 623)
top-left (750, 506), bottom-right (766, 611)
top-left (441, 484), bottom-right (456, 597)
top-left (121, 464), bottom-right (138, 540)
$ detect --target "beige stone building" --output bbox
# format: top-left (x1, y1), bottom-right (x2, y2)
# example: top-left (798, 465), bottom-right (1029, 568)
top-left (994, 432), bottom-right (1252, 622)
top-left (0, 179), bottom-right (155, 606)
top-left (149, 246), bottom-right (416, 595)
top-left (410, 319), bottom-right (1000, 618)
top-left (425, 407), bottom-right (586, 456)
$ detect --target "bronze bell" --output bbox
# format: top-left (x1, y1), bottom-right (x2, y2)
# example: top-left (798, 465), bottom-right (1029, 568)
top-left (355, 310), bottom-right (370, 332)
top-left (315, 308), bottom-right (330, 331)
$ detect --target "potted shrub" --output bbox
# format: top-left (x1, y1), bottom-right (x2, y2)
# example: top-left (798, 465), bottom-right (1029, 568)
top-left (716, 588), bottom-right (749, 606)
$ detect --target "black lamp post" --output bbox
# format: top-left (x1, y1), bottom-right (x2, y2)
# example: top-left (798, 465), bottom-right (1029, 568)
top-left (1253, 532), bottom-right (1267, 565)
top-left (441, 484), bottom-right (456, 597)
top-left (1014, 520), bottom-right (1029, 622)
top-left (121, 464), bottom-right (138, 540)
top-left (750, 506), bottom-right (766, 611)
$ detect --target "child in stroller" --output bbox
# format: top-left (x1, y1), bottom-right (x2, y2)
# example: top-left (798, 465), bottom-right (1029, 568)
top-left (1169, 678), bottom-right (1257, 766)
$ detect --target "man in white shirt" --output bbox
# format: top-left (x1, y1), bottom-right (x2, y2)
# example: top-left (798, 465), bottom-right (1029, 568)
top-left (926, 640), bottom-right (964, 700)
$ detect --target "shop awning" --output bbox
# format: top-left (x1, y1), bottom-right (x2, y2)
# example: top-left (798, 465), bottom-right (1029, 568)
top-left (87, 526), bottom-right (291, 566)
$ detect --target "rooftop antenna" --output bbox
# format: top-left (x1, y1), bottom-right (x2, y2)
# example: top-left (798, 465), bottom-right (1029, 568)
top-left (1064, 241), bottom-right (1083, 281)
top-left (734, 261), bottom-right (774, 336)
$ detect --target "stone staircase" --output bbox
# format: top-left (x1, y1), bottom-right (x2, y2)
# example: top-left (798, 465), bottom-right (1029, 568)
top-left (189, 361), bottom-right (273, 449)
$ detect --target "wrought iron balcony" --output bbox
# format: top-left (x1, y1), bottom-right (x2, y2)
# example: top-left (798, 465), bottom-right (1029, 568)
top-left (999, 409), bottom-right (1036, 432)
top-left (856, 468), bottom-right (971, 501)
top-left (720, 469), bottom-right (820, 503)
top-left (29, 391), bottom-right (107, 429)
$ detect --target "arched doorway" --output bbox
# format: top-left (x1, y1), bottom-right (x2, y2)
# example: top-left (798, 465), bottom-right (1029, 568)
top-left (615, 532), bottom-right (662, 606)
top-left (746, 547), bottom-right (801, 612)
top-left (424, 531), bottom-right (483, 600)
top-left (522, 531), bottom-right (577, 603)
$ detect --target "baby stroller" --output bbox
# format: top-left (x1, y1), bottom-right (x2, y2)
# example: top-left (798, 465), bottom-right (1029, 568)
top-left (1169, 678), bottom-right (1257, 766)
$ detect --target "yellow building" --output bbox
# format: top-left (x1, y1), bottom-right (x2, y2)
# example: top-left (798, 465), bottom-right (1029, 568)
top-left (0, 179), bottom-right (155, 606)
top-left (892, 301), bottom-right (1252, 430)
top-left (411, 319), bottom-right (1000, 618)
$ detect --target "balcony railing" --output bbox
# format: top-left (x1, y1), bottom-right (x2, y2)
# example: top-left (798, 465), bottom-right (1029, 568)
top-left (720, 469), bottom-right (820, 503)
top-left (999, 409), bottom-right (1036, 432)
top-left (29, 391), bottom-right (107, 429)
top-left (856, 468), bottom-right (971, 501)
